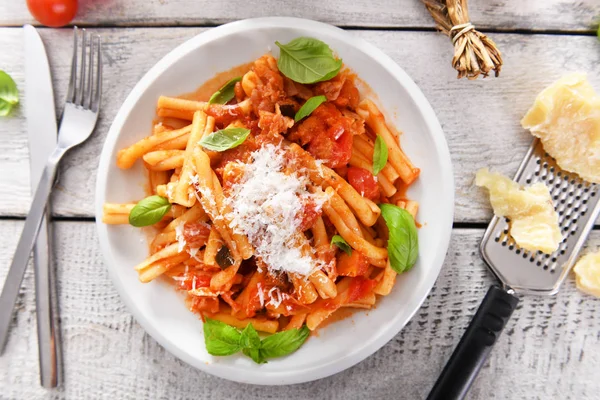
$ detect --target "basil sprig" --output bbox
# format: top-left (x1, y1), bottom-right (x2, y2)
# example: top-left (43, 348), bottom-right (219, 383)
top-left (204, 318), bottom-right (244, 356)
top-left (0, 70), bottom-right (19, 117)
top-left (128, 195), bottom-right (171, 227)
top-left (331, 234), bottom-right (352, 256)
top-left (199, 127), bottom-right (250, 151)
top-left (373, 135), bottom-right (388, 176)
top-left (275, 37), bottom-right (342, 84)
top-left (203, 319), bottom-right (310, 364)
top-left (208, 77), bottom-right (242, 105)
top-left (295, 95), bottom-right (327, 122)
top-left (379, 203), bottom-right (418, 273)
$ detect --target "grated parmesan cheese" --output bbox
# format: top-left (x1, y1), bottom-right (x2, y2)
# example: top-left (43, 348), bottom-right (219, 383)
top-left (267, 286), bottom-right (283, 308)
top-left (187, 247), bottom-right (201, 261)
top-left (257, 282), bottom-right (265, 308)
top-left (189, 174), bottom-right (199, 185)
top-left (175, 222), bottom-right (186, 253)
top-left (314, 159), bottom-right (325, 178)
top-left (224, 144), bottom-right (328, 276)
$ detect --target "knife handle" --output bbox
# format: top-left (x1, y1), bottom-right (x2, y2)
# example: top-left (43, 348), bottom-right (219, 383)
top-left (34, 208), bottom-right (63, 388)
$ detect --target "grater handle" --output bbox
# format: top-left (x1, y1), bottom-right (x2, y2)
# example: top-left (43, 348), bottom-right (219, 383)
top-left (426, 285), bottom-right (519, 400)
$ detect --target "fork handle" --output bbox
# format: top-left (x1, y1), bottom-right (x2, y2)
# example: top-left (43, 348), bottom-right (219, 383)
top-left (427, 285), bottom-right (519, 400)
top-left (0, 146), bottom-right (66, 353)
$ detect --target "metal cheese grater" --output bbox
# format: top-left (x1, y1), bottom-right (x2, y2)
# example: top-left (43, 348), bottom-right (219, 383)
top-left (427, 138), bottom-right (600, 400)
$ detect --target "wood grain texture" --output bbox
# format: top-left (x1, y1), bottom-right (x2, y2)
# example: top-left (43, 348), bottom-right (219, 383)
top-left (1, 27), bottom-right (599, 222)
top-left (0, 221), bottom-right (598, 399)
top-left (1, 0), bottom-right (599, 31)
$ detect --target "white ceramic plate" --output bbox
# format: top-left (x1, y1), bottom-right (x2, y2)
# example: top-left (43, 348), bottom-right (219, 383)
top-left (95, 17), bottom-right (453, 385)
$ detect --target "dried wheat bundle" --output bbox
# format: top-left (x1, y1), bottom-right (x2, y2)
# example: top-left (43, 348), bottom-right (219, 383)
top-left (422, 0), bottom-right (503, 79)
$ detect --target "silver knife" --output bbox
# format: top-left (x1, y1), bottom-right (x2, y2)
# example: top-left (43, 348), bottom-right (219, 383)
top-left (24, 24), bottom-right (62, 388)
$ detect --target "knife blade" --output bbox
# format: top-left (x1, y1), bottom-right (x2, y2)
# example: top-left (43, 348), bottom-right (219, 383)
top-left (24, 24), bottom-right (62, 388)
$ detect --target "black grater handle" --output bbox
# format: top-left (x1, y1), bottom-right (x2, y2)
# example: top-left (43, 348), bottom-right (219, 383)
top-left (426, 285), bottom-right (519, 400)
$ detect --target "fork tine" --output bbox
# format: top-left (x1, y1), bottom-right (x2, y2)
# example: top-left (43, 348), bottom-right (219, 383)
top-left (84, 36), bottom-right (94, 109)
top-left (66, 27), bottom-right (78, 103)
top-left (92, 36), bottom-right (103, 113)
top-left (76, 29), bottom-right (87, 106)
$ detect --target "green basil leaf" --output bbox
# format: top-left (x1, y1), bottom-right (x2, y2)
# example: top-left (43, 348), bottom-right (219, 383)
top-left (275, 37), bottom-right (342, 84)
top-left (379, 203), bottom-right (418, 273)
top-left (203, 318), bottom-right (242, 356)
top-left (199, 127), bottom-right (250, 152)
top-left (242, 347), bottom-right (266, 364)
top-left (128, 195), bottom-right (171, 227)
top-left (0, 70), bottom-right (19, 117)
top-left (259, 325), bottom-right (310, 360)
top-left (240, 324), bottom-right (261, 350)
top-left (331, 234), bottom-right (352, 256)
top-left (294, 95), bottom-right (327, 122)
top-left (373, 135), bottom-right (388, 176)
top-left (208, 77), bottom-right (242, 105)
top-left (241, 324), bottom-right (266, 364)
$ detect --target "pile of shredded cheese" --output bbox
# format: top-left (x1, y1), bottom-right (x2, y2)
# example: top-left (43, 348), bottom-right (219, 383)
top-left (225, 144), bottom-right (328, 276)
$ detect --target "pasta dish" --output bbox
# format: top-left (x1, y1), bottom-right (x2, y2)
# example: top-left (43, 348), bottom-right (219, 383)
top-left (103, 37), bottom-right (420, 362)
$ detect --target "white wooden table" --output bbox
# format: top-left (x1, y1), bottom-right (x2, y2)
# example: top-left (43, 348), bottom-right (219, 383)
top-left (1, 2), bottom-right (600, 399)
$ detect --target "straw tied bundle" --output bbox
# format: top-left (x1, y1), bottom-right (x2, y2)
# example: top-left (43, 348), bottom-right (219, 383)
top-left (422, 0), bottom-right (503, 79)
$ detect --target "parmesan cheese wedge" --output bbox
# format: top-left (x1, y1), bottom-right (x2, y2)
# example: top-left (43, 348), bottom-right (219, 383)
top-left (573, 251), bottom-right (600, 298)
top-left (476, 168), bottom-right (562, 254)
top-left (521, 73), bottom-right (600, 183)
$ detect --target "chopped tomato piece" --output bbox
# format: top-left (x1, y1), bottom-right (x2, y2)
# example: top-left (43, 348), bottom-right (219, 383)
top-left (296, 197), bottom-right (322, 232)
top-left (336, 250), bottom-right (370, 277)
top-left (242, 284), bottom-right (265, 318)
top-left (347, 167), bottom-right (380, 201)
top-left (191, 297), bottom-right (219, 314)
top-left (177, 274), bottom-right (211, 291)
top-left (347, 277), bottom-right (377, 303)
top-left (306, 127), bottom-right (353, 169)
top-left (215, 134), bottom-right (259, 175)
top-left (221, 291), bottom-right (242, 313)
top-left (182, 222), bottom-right (211, 248)
top-left (289, 103), bottom-right (354, 168)
top-left (204, 103), bottom-right (246, 127)
top-left (249, 55), bottom-right (287, 114)
top-left (334, 80), bottom-right (360, 109)
top-left (314, 74), bottom-right (345, 102)
top-left (287, 114), bottom-right (323, 145)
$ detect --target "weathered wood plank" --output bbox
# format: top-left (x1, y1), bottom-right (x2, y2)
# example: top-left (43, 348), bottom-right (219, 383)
top-left (0, 1), bottom-right (598, 32)
top-left (0, 222), bottom-right (598, 399)
top-left (0, 28), bottom-right (599, 222)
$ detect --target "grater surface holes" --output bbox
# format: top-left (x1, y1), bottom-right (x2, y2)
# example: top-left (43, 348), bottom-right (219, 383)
top-left (491, 150), bottom-right (597, 274)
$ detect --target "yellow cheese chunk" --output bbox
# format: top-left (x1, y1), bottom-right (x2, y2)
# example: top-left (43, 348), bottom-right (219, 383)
top-left (573, 252), bottom-right (600, 298)
top-left (476, 168), bottom-right (562, 254)
top-left (521, 73), bottom-right (600, 183)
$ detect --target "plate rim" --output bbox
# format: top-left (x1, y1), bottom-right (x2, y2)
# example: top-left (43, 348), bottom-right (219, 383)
top-left (95, 16), bottom-right (454, 385)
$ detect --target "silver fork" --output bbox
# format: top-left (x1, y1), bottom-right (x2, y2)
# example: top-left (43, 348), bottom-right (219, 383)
top-left (0, 28), bottom-right (102, 352)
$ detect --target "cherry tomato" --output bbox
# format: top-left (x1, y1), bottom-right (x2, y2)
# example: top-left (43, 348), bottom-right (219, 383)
top-left (27, 0), bottom-right (78, 28)
top-left (347, 167), bottom-right (380, 201)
